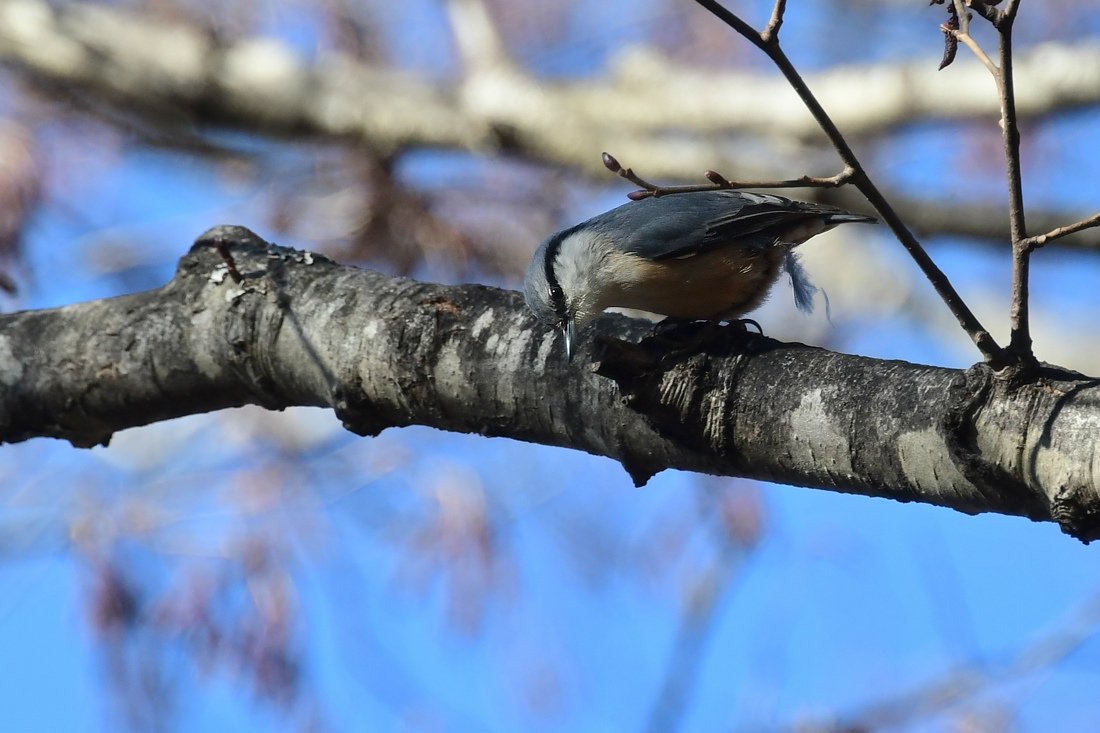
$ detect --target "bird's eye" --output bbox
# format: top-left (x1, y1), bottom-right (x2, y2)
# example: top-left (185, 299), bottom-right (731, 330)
top-left (548, 285), bottom-right (564, 302)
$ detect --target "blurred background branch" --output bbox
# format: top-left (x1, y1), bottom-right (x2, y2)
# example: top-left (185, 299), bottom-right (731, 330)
top-left (4, 0), bottom-right (1100, 253)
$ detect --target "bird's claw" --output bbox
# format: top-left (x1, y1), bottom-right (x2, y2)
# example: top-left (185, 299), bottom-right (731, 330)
top-left (645, 318), bottom-right (764, 357)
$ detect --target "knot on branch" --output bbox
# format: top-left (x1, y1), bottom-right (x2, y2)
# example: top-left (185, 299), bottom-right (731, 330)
top-left (590, 335), bottom-right (692, 486)
top-left (192, 224), bottom-right (270, 259)
top-left (190, 225), bottom-right (332, 274)
top-left (942, 363), bottom-right (1046, 517)
top-left (333, 384), bottom-right (398, 438)
top-left (1051, 485), bottom-right (1100, 543)
top-left (594, 325), bottom-right (775, 463)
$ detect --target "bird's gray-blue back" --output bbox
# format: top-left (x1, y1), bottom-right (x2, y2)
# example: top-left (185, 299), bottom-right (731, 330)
top-left (587, 191), bottom-right (813, 261)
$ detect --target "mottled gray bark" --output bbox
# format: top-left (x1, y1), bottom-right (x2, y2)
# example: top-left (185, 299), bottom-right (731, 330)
top-left (2, 226), bottom-right (1099, 540)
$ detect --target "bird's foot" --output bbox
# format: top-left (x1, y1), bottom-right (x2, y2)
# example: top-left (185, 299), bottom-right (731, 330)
top-left (646, 318), bottom-right (762, 356)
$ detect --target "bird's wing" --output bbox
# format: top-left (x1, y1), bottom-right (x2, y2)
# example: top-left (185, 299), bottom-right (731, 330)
top-left (700, 193), bottom-right (848, 247)
top-left (612, 191), bottom-right (846, 261)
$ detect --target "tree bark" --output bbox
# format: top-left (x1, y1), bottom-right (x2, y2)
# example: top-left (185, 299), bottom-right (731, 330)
top-left (3, 226), bottom-right (1099, 541)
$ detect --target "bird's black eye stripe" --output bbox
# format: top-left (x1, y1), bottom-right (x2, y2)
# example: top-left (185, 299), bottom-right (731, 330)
top-left (542, 230), bottom-right (570, 322)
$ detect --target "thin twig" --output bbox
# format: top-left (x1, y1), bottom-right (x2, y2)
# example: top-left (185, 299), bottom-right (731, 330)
top-left (761, 0), bottom-right (787, 44)
top-left (949, 0), bottom-right (1033, 367)
top-left (945, 1), bottom-right (999, 77)
top-left (965, 0), bottom-right (1003, 25)
top-left (602, 152), bottom-right (853, 198)
top-left (953, 0), bottom-right (971, 35)
top-left (954, 32), bottom-right (998, 74)
top-left (693, 0), bottom-right (769, 52)
top-left (1020, 212), bottom-right (1100, 251)
top-left (995, 15), bottom-right (1032, 363)
top-left (692, 0), bottom-right (1005, 366)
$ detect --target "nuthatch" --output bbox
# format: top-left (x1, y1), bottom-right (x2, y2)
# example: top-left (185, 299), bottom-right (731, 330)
top-left (524, 190), bottom-right (876, 360)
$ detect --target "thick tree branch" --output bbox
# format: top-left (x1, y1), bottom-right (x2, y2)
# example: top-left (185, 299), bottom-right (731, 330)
top-left (3, 227), bottom-right (1100, 541)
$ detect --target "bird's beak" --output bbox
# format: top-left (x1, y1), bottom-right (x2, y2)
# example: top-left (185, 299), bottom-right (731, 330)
top-left (562, 318), bottom-right (577, 362)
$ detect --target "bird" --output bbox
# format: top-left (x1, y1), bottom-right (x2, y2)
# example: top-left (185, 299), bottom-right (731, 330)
top-left (523, 190), bottom-right (876, 360)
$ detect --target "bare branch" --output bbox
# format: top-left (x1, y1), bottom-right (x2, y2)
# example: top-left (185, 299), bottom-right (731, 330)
top-left (602, 152), bottom-right (853, 199)
top-left (693, 0), bottom-right (1005, 365)
top-left (953, 30), bottom-right (999, 74)
top-left (992, 15), bottom-right (1033, 364)
top-left (690, 0), bottom-right (766, 51)
top-left (965, 0), bottom-right (1003, 25)
top-left (946, 0), bottom-right (999, 75)
top-left (953, 0), bottom-right (971, 35)
top-left (813, 187), bottom-right (1100, 252)
top-left (761, 0), bottom-right (787, 45)
top-left (5, 1), bottom-right (1100, 152)
top-left (1020, 212), bottom-right (1100, 252)
top-left (944, 0), bottom-right (1038, 367)
top-left (3, 0), bottom-right (1098, 258)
